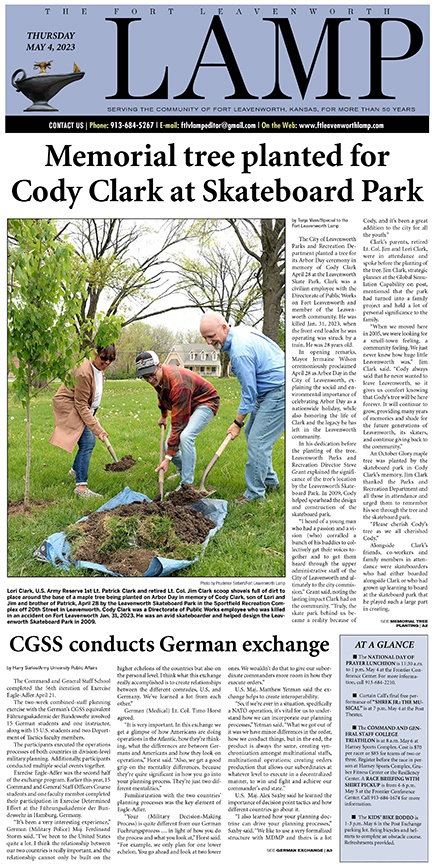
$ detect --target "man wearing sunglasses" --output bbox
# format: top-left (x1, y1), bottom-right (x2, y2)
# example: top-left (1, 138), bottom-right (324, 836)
top-left (136, 351), bottom-right (219, 489)
top-left (50, 344), bottom-right (116, 498)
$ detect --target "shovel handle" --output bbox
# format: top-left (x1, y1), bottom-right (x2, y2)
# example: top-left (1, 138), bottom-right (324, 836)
top-left (199, 434), bottom-right (232, 492)
top-left (159, 424), bottom-right (165, 462)
top-left (158, 425), bottom-right (165, 498)
top-left (106, 441), bottom-right (118, 463)
top-left (215, 433), bottom-right (232, 458)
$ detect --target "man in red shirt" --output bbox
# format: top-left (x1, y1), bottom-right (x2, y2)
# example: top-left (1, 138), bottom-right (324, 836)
top-left (136, 351), bottom-right (220, 487)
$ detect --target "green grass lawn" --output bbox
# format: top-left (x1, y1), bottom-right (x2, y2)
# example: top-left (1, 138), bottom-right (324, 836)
top-left (8, 378), bottom-right (285, 578)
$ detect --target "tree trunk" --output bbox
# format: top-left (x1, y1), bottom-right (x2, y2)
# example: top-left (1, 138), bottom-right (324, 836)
top-left (260, 220), bottom-right (285, 344)
top-left (24, 395), bottom-right (31, 510)
top-left (262, 266), bottom-right (284, 343)
top-left (220, 351), bottom-right (231, 378)
top-left (226, 218), bottom-right (285, 344)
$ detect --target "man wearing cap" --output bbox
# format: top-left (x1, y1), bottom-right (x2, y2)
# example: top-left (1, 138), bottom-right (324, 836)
top-left (200, 312), bottom-right (284, 503)
top-left (136, 351), bottom-right (220, 488)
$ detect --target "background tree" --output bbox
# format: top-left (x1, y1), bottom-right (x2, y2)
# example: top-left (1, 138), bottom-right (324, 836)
top-left (104, 322), bottom-right (151, 379)
top-left (66, 218), bottom-right (201, 338)
top-left (174, 329), bottom-right (205, 345)
top-left (148, 324), bottom-right (178, 359)
top-left (226, 218), bottom-right (285, 344)
top-left (176, 239), bottom-right (262, 375)
top-left (105, 322), bottom-right (177, 379)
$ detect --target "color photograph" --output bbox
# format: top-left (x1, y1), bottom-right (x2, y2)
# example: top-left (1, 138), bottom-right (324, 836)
top-left (8, 217), bottom-right (285, 577)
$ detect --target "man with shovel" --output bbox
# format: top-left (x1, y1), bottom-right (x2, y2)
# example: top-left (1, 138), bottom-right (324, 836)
top-left (200, 312), bottom-right (285, 503)
top-left (135, 351), bottom-right (219, 490)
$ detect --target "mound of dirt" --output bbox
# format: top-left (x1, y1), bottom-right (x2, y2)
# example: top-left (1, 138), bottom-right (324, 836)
top-left (67, 499), bottom-right (215, 577)
top-left (164, 484), bottom-right (214, 505)
top-left (104, 455), bottom-right (136, 472)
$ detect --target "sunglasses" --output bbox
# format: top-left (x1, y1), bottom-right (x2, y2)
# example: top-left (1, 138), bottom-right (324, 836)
top-left (99, 355), bottom-right (114, 364)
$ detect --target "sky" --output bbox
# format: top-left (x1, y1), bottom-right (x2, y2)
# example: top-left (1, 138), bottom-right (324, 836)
top-left (156, 305), bottom-right (203, 336)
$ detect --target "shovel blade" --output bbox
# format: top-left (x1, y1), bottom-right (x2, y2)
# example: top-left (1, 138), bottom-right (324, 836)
top-left (198, 486), bottom-right (217, 498)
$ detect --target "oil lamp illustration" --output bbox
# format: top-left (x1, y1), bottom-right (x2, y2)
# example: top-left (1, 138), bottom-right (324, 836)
top-left (11, 61), bottom-right (84, 112)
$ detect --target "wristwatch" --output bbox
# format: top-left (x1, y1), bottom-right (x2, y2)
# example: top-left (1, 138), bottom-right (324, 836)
top-left (233, 419), bottom-right (244, 429)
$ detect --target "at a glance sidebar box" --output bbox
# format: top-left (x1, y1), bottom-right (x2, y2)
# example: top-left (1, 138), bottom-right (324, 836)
top-left (340, 635), bottom-right (428, 863)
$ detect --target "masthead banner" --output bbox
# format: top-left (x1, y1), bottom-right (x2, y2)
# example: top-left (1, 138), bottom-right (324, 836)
top-left (6, 4), bottom-right (430, 133)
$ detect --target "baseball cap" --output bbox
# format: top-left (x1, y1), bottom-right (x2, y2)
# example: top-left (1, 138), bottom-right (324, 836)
top-left (135, 350), bottom-right (160, 378)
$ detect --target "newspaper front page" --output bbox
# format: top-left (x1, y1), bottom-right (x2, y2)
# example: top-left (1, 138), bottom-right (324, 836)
top-left (4, 3), bottom-right (430, 864)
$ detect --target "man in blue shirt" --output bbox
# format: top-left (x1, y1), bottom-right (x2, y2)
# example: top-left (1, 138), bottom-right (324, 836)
top-left (200, 312), bottom-right (285, 502)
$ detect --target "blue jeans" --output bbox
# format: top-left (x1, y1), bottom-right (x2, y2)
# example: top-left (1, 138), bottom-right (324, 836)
top-left (243, 386), bottom-right (285, 499)
top-left (72, 426), bottom-right (96, 485)
top-left (167, 405), bottom-right (215, 485)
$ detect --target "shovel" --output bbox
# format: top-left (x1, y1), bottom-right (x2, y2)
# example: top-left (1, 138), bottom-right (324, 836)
top-left (104, 439), bottom-right (136, 472)
top-left (106, 440), bottom-right (119, 463)
top-left (158, 425), bottom-right (166, 501)
top-left (198, 433), bottom-right (232, 496)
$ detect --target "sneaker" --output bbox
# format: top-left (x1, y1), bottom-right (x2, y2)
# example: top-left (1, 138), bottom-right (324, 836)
top-left (68, 469), bottom-right (76, 477)
top-left (235, 495), bottom-right (264, 504)
top-left (265, 483), bottom-right (280, 493)
top-left (74, 488), bottom-right (102, 499)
